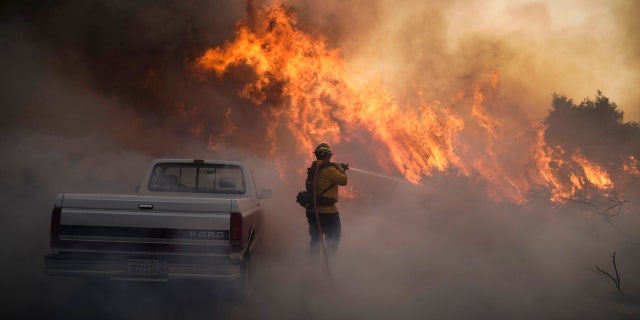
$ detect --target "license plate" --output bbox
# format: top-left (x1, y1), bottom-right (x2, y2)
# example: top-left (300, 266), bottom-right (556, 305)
top-left (127, 259), bottom-right (160, 276)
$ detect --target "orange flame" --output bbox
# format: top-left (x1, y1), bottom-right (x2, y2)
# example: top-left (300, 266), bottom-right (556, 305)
top-left (530, 123), bottom-right (615, 202)
top-left (195, 1), bottom-right (470, 182)
top-left (572, 152), bottom-right (613, 190)
top-left (193, 1), bottom-right (629, 204)
top-left (623, 156), bottom-right (640, 176)
top-left (531, 123), bottom-right (571, 202)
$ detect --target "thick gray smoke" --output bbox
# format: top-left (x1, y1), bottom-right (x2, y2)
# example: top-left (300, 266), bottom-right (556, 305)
top-left (1, 1), bottom-right (639, 319)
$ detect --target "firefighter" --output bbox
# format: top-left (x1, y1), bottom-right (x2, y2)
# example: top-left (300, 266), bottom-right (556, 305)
top-left (305, 143), bottom-right (348, 262)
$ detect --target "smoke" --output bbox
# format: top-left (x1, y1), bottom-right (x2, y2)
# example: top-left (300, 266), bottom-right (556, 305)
top-left (289, 0), bottom-right (640, 122)
top-left (1, 0), bottom-right (640, 319)
top-left (229, 172), bottom-right (640, 320)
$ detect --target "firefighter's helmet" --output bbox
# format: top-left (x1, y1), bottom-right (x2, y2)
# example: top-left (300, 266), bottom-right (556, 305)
top-left (314, 143), bottom-right (333, 156)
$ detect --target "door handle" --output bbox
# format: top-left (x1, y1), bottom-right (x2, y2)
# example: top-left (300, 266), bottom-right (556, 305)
top-left (138, 204), bottom-right (153, 210)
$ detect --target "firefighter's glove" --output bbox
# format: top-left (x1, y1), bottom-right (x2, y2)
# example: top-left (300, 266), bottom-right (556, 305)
top-left (337, 163), bottom-right (349, 171)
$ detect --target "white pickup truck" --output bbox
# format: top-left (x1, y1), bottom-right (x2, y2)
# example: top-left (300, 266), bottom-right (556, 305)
top-left (44, 158), bottom-right (271, 297)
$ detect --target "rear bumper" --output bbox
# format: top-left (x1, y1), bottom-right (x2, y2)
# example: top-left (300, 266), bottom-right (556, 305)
top-left (44, 252), bottom-right (243, 282)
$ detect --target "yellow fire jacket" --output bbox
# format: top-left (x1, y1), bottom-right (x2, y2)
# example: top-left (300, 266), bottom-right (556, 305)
top-left (313, 160), bottom-right (348, 214)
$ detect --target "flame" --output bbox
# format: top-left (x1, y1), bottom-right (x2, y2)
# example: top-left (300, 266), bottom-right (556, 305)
top-left (623, 156), bottom-right (640, 176)
top-left (571, 152), bottom-right (613, 190)
top-left (196, 1), bottom-right (345, 157)
top-left (195, 1), bottom-right (470, 182)
top-left (193, 1), bottom-right (632, 204)
top-left (531, 123), bottom-right (572, 202)
top-left (530, 123), bottom-right (615, 202)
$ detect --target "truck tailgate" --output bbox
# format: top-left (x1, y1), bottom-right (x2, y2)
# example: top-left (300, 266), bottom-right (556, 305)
top-left (53, 193), bottom-right (233, 254)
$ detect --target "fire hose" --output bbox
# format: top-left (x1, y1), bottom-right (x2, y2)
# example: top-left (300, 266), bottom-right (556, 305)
top-left (311, 163), bottom-right (336, 289)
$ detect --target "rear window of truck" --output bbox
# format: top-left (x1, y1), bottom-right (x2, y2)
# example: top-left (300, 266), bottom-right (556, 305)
top-left (148, 163), bottom-right (245, 194)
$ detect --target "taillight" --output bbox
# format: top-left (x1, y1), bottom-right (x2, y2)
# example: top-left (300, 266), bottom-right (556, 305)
top-left (50, 207), bottom-right (61, 241)
top-left (230, 212), bottom-right (243, 251)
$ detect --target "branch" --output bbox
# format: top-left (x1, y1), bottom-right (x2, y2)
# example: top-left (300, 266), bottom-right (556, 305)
top-left (563, 197), bottom-right (631, 235)
top-left (563, 197), bottom-right (599, 214)
top-left (599, 198), bottom-right (629, 220)
top-left (593, 252), bottom-right (622, 292)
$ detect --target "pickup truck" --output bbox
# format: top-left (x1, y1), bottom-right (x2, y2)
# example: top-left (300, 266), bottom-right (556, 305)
top-left (44, 158), bottom-right (271, 297)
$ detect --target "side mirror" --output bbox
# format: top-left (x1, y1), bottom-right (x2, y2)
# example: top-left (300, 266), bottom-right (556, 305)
top-left (259, 189), bottom-right (272, 199)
